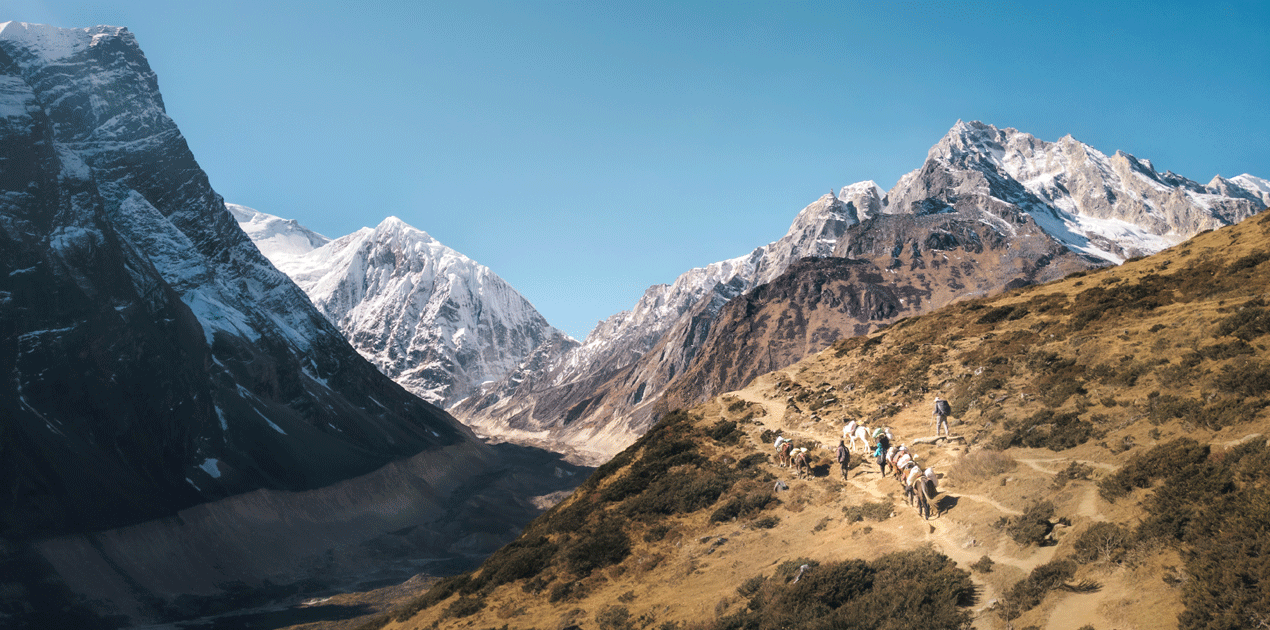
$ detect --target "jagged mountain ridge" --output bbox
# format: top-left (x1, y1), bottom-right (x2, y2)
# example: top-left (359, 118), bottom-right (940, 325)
top-left (232, 205), bottom-right (573, 407)
top-left (454, 186), bottom-right (882, 461)
top-left (0, 22), bottom-right (588, 627)
top-left (454, 123), bottom-right (1266, 464)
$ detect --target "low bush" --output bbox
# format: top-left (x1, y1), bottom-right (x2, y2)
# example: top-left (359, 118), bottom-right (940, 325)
top-left (1052, 461), bottom-right (1094, 489)
top-left (466, 535), bottom-right (556, 592)
top-left (708, 420), bottom-right (741, 444)
top-left (596, 605), bottom-right (635, 630)
top-left (1215, 303), bottom-right (1270, 341)
top-left (1004, 501), bottom-right (1055, 546)
top-left (1096, 438), bottom-right (1270, 629)
top-left (1097, 438), bottom-right (1209, 501)
top-left (971, 555), bottom-right (994, 573)
top-left (562, 518), bottom-right (631, 576)
top-left (392, 574), bottom-right (470, 621)
top-left (709, 489), bottom-right (774, 523)
top-left (738, 574), bottom-right (766, 598)
top-left (1213, 359), bottom-right (1270, 397)
top-left (711, 550), bottom-right (974, 630)
top-left (947, 449), bottom-right (1017, 485)
top-left (843, 501), bottom-right (893, 523)
top-left (995, 410), bottom-right (1094, 451)
top-left (752, 515), bottom-right (781, 529)
top-left (999, 559), bottom-right (1077, 620)
top-left (1072, 522), bottom-right (1132, 565)
top-left (441, 595), bottom-right (485, 619)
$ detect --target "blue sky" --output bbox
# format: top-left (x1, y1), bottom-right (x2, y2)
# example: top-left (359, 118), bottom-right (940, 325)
top-left (8, 1), bottom-right (1269, 340)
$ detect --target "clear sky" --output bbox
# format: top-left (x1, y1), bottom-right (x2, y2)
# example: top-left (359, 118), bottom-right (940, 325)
top-left (7, 1), bottom-right (1269, 340)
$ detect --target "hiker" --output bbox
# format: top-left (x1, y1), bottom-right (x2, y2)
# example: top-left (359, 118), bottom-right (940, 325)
top-left (894, 447), bottom-right (913, 481)
top-left (792, 447), bottom-right (811, 478)
top-left (873, 428), bottom-right (891, 476)
top-left (836, 439), bottom-right (850, 479)
top-left (933, 396), bottom-right (952, 437)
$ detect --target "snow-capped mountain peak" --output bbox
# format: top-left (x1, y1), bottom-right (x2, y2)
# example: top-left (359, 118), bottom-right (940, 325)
top-left (894, 120), bottom-right (1268, 263)
top-left (227, 203), bottom-right (330, 267)
top-left (235, 207), bottom-right (568, 407)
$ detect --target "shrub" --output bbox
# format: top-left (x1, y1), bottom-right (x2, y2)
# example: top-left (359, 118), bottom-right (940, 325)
top-left (971, 555), bottom-right (994, 573)
top-left (468, 535), bottom-right (556, 591)
top-left (1072, 522), bottom-right (1132, 565)
top-left (562, 518), bottom-right (631, 576)
top-left (995, 410), bottom-right (1093, 451)
top-left (643, 523), bottom-right (671, 543)
top-left (947, 449), bottom-right (1017, 485)
top-left (752, 515), bottom-right (780, 529)
top-left (441, 595), bottom-right (485, 619)
top-left (843, 501), bottom-right (893, 523)
top-left (999, 559), bottom-right (1077, 619)
top-left (737, 574), bottom-right (765, 598)
top-left (1213, 360), bottom-right (1270, 397)
top-left (1052, 461), bottom-right (1094, 489)
top-left (1097, 438), bottom-right (1209, 501)
top-left (1215, 304), bottom-right (1270, 341)
top-left (596, 605), bottom-right (635, 630)
top-left (708, 420), bottom-right (741, 444)
top-left (709, 485), bottom-right (774, 523)
top-left (1004, 501), bottom-right (1055, 546)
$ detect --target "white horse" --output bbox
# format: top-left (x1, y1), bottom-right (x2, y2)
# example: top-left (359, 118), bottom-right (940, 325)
top-left (846, 424), bottom-right (872, 454)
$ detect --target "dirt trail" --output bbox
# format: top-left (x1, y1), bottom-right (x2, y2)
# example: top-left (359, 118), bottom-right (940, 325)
top-left (726, 377), bottom-right (1116, 628)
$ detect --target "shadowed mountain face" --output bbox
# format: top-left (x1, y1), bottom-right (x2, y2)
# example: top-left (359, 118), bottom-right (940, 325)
top-left (0, 22), bottom-right (593, 628)
top-left (0, 21), bottom-right (468, 539)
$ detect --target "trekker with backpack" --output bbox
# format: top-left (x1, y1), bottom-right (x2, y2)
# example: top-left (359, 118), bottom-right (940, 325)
top-left (933, 396), bottom-right (952, 437)
top-left (873, 429), bottom-right (891, 476)
top-left (836, 439), bottom-right (849, 480)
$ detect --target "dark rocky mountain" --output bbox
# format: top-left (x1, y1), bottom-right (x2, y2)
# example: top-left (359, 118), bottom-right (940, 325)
top-left (0, 22), bottom-right (585, 627)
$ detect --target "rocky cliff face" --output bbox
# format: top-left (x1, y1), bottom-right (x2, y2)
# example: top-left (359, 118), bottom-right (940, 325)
top-left (454, 123), bottom-right (1266, 464)
top-left (0, 22), bottom-right (583, 626)
top-left (0, 20), bottom-right (475, 537)
top-left (233, 206), bottom-right (571, 408)
top-left (453, 190), bottom-right (878, 462)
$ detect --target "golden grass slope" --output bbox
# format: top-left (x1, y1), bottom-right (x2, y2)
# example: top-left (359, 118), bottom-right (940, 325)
top-left (371, 212), bottom-right (1270, 630)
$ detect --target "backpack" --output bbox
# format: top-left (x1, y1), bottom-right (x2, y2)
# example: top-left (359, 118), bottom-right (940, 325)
top-left (936, 399), bottom-right (951, 415)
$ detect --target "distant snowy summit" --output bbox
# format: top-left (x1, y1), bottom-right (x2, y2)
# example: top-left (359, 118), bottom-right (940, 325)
top-left (455, 120), bottom-right (1269, 463)
top-left (885, 120), bottom-right (1270, 262)
top-left (232, 205), bottom-right (572, 407)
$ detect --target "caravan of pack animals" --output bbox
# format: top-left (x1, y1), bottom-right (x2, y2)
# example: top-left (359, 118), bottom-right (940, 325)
top-left (774, 398), bottom-right (948, 520)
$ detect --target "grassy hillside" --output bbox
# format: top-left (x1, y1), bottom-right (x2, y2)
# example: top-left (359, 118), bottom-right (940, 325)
top-left (362, 212), bottom-right (1270, 630)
